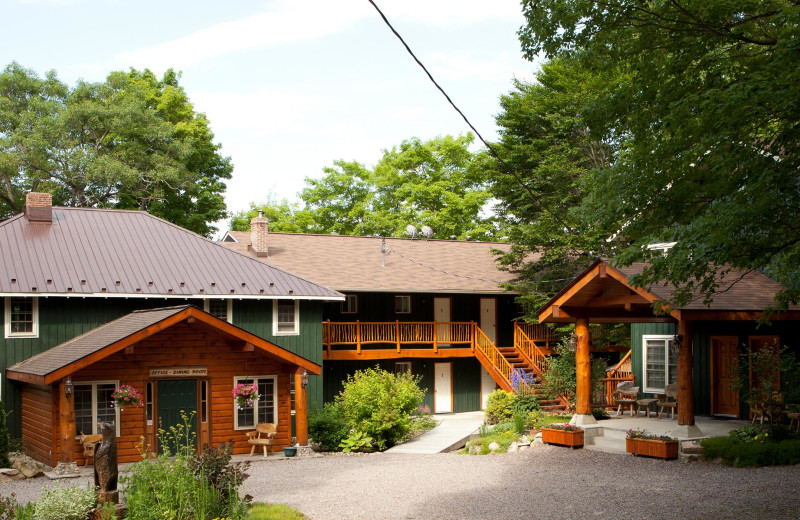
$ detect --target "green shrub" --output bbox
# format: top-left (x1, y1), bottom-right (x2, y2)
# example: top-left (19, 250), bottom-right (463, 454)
top-left (511, 393), bottom-right (539, 415)
top-left (463, 430), bottom-right (519, 455)
top-left (484, 390), bottom-right (514, 425)
top-left (0, 493), bottom-right (18, 520)
top-left (512, 411), bottom-right (527, 435)
top-left (335, 367), bottom-right (425, 450)
top-left (32, 484), bottom-right (95, 520)
top-left (189, 441), bottom-right (250, 510)
top-left (339, 430), bottom-right (374, 453)
top-left (308, 402), bottom-right (351, 451)
top-left (591, 408), bottom-right (610, 420)
top-left (700, 435), bottom-right (800, 467)
top-left (247, 502), bottom-right (307, 519)
top-left (0, 401), bottom-right (9, 468)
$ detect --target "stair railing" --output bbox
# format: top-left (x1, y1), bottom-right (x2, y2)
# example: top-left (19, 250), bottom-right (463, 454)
top-left (472, 324), bottom-right (514, 392)
top-left (513, 322), bottom-right (551, 376)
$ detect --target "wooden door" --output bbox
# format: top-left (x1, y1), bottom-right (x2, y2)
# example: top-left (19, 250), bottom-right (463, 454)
top-left (712, 336), bottom-right (739, 417)
top-left (480, 298), bottom-right (497, 343)
top-left (434, 362), bottom-right (453, 413)
top-left (157, 379), bottom-right (198, 453)
top-left (480, 366), bottom-right (497, 410)
top-left (434, 297), bottom-right (452, 347)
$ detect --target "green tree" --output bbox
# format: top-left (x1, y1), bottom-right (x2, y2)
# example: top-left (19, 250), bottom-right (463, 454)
top-left (518, 1), bottom-right (800, 310)
top-left (0, 63), bottom-right (231, 236)
top-left (229, 195), bottom-right (316, 233)
top-left (488, 57), bottom-right (615, 311)
top-left (235, 134), bottom-right (496, 240)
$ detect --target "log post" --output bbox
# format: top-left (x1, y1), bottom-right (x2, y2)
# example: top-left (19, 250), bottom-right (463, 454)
top-left (677, 319), bottom-right (695, 426)
top-left (58, 381), bottom-right (76, 464)
top-left (575, 317), bottom-right (592, 415)
top-left (294, 369), bottom-right (308, 446)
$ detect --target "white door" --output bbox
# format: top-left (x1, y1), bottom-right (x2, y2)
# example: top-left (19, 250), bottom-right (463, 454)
top-left (434, 362), bottom-right (452, 413)
top-left (480, 367), bottom-right (497, 410)
top-left (480, 298), bottom-right (497, 343)
top-left (434, 297), bottom-right (451, 346)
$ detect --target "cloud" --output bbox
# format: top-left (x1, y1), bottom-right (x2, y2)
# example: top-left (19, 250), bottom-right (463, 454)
top-left (116, 0), bottom-right (524, 72)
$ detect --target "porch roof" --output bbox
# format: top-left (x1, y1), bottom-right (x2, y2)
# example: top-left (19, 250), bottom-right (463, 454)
top-left (6, 305), bottom-right (321, 386)
top-left (538, 259), bottom-right (800, 324)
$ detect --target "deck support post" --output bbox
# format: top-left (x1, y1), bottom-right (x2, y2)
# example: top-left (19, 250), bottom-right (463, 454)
top-left (58, 380), bottom-right (77, 464)
top-left (294, 368), bottom-right (308, 446)
top-left (571, 317), bottom-right (596, 426)
top-left (673, 319), bottom-right (703, 437)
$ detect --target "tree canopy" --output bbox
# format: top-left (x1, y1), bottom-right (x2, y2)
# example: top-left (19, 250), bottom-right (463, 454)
top-left (233, 134), bottom-right (496, 240)
top-left (0, 62), bottom-right (231, 236)
top-left (513, 1), bottom-right (800, 310)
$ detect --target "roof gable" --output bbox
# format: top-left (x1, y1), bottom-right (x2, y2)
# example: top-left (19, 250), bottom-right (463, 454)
top-left (0, 208), bottom-right (342, 300)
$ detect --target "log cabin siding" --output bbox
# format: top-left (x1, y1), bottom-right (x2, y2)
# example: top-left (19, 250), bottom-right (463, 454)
top-left (26, 322), bottom-right (297, 466)
top-left (2, 298), bottom-right (324, 439)
top-left (20, 384), bottom-right (54, 464)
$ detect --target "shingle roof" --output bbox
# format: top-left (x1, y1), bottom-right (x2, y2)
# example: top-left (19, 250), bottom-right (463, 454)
top-left (6, 305), bottom-right (321, 384)
top-left (0, 208), bottom-right (342, 300)
top-left (223, 231), bottom-right (526, 294)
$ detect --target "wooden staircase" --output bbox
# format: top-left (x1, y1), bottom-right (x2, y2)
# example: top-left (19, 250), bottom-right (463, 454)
top-left (473, 325), bottom-right (570, 414)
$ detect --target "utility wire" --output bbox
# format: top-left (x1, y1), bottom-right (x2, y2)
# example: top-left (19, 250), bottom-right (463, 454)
top-left (366, 0), bottom-right (574, 233)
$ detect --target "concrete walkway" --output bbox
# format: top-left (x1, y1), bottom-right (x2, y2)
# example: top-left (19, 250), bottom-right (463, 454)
top-left (386, 411), bottom-right (485, 454)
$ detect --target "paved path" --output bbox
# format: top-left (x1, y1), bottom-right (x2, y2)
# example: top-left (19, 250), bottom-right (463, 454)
top-left (385, 411), bottom-right (484, 454)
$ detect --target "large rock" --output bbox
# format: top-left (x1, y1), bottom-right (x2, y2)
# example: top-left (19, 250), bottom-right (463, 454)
top-left (11, 461), bottom-right (42, 478)
top-left (507, 442), bottom-right (519, 453)
top-left (488, 442), bottom-right (500, 452)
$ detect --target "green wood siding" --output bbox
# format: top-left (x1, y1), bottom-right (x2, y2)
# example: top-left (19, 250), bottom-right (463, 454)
top-left (631, 321), bottom-right (800, 417)
top-left (322, 357), bottom-right (483, 413)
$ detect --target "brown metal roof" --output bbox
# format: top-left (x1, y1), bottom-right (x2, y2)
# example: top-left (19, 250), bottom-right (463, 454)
top-left (0, 208), bottom-right (342, 300)
top-left (6, 305), bottom-right (321, 385)
top-left (222, 231), bottom-right (529, 294)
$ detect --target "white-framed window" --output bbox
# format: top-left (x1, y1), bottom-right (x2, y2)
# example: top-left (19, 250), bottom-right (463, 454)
top-left (204, 299), bottom-right (232, 323)
top-left (642, 335), bottom-right (678, 393)
top-left (341, 294), bottom-right (358, 314)
top-left (273, 300), bottom-right (299, 335)
top-left (394, 295), bottom-right (411, 314)
top-left (4, 297), bottom-right (39, 338)
top-left (233, 376), bottom-right (277, 430)
top-left (74, 381), bottom-right (120, 437)
top-left (395, 362), bottom-right (412, 375)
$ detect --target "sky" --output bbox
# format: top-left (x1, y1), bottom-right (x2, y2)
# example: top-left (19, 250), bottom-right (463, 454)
top-left (3, 0), bottom-right (541, 226)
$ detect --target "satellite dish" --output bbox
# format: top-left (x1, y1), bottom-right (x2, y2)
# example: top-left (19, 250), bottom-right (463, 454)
top-left (421, 226), bottom-right (434, 240)
top-left (406, 225), bottom-right (418, 239)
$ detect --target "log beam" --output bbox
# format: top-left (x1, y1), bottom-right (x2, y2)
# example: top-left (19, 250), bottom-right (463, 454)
top-left (677, 320), bottom-right (695, 426)
top-left (575, 317), bottom-right (591, 415)
top-left (58, 381), bottom-right (76, 463)
top-left (294, 369), bottom-right (308, 446)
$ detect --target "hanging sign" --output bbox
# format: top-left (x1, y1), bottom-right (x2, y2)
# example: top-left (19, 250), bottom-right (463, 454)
top-left (149, 366), bottom-right (208, 378)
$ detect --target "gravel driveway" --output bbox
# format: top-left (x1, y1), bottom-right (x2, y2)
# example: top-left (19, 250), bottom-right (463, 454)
top-left (3, 446), bottom-right (799, 519)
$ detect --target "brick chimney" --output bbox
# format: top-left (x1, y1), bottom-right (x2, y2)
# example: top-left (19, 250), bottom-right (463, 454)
top-left (250, 210), bottom-right (269, 257)
top-left (25, 192), bottom-right (53, 223)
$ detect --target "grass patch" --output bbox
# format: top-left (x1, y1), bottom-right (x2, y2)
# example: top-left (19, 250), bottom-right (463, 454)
top-left (701, 435), bottom-right (800, 467)
top-left (247, 502), bottom-right (308, 520)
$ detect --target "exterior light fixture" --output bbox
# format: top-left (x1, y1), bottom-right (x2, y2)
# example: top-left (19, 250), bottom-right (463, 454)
top-left (64, 376), bottom-right (74, 400)
top-left (567, 334), bottom-right (577, 352)
top-left (669, 334), bottom-right (683, 354)
top-left (301, 370), bottom-right (309, 389)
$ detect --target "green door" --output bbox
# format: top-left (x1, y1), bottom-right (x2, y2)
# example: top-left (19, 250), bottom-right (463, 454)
top-left (157, 379), bottom-right (197, 454)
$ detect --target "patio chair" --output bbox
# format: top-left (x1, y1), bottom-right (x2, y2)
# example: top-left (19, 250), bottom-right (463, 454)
top-left (613, 382), bottom-right (639, 416)
top-left (247, 423), bottom-right (277, 457)
top-left (657, 383), bottom-right (678, 419)
top-left (80, 433), bottom-right (103, 466)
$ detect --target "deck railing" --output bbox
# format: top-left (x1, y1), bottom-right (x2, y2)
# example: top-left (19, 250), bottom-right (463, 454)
top-left (323, 320), bottom-right (475, 354)
top-left (595, 350), bottom-right (634, 408)
top-left (514, 322), bottom-right (559, 351)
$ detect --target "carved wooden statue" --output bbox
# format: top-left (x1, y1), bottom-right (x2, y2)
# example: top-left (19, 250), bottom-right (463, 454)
top-left (94, 422), bottom-right (119, 505)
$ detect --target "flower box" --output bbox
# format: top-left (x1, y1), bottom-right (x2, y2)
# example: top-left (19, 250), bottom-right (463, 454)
top-left (541, 427), bottom-right (584, 448)
top-left (625, 437), bottom-right (679, 459)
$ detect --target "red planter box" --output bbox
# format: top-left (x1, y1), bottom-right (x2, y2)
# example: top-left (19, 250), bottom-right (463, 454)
top-left (541, 428), bottom-right (584, 448)
top-left (626, 437), bottom-right (679, 459)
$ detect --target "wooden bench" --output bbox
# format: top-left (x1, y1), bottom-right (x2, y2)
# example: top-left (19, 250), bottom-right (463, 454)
top-left (246, 423), bottom-right (277, 457)
top-left (80, 433), bottom-right (103, 466)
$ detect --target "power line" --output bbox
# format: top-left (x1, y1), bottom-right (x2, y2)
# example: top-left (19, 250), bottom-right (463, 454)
top-left (366, 0), bottom-right (574, 233)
